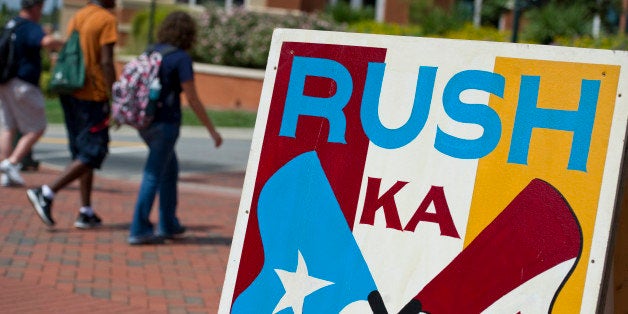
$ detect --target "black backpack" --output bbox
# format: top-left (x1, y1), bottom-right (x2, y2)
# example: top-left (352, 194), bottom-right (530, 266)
top-left (0, 18), bottom-right (25, 84)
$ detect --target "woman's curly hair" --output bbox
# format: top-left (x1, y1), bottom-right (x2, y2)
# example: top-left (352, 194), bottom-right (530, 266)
top-left (157, 11), bottom-right (197, 51)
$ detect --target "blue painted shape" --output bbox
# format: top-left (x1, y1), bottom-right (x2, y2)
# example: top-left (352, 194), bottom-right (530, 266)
top-left (232, 151), bottom-right (377, 313)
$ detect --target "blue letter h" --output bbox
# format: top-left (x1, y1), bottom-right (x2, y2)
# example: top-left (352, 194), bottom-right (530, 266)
top-left (508, 75), bottom-right (600, 172)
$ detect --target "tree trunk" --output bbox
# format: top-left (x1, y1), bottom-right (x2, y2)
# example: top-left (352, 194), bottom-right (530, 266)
top-left (620, 0), bottom-right (628, 34)
top-left (474, 0), bottom-right (483, 27)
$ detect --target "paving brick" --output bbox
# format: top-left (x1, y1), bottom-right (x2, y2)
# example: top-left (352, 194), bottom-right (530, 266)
top-left (0, 166), bottom-right (239, 313)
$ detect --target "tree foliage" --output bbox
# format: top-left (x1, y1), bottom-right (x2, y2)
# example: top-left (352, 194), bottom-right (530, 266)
top-left (479, 0), bottom-right (622, 43)
top-left (408, 0), bottom-right (470, 35)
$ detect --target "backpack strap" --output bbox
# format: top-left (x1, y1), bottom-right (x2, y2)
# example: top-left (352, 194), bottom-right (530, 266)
top-left (145, 43), bottom-right (179, 58)
top-left (4, 17), bottom-right (27, 31)
top-left (143, 44), bottom-right (180, 109)
top-left (74, 6), bottom-right (100, 32)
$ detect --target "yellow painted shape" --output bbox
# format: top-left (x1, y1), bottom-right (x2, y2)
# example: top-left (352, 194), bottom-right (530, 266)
top-left (466, 58), bottom-right (620, 312)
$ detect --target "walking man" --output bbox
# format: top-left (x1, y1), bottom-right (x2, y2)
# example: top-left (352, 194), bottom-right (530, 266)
top-left (27, 0), bottom-right (117, 229)
top-left (0, 0), bottom-right (63, 186)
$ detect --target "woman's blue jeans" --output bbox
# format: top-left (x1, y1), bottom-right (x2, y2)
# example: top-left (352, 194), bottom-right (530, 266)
top-left (129, 122), bottom-right (182, 238)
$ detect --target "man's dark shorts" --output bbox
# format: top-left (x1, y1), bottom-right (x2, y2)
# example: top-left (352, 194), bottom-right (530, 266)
top-left (60, 95), bottom-right (110, 169)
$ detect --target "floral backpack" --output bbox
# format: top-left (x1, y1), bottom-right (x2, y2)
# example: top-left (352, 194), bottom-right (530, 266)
top-left (111, 45), bottom-right (177, 129)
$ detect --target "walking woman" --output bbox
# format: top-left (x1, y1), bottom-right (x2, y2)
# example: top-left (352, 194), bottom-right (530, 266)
top-left (128, 11), bottom-right (223, 244)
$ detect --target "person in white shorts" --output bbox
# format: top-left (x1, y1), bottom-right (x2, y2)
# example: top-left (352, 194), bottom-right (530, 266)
top-left (0, 0), bottom-right (63, 187)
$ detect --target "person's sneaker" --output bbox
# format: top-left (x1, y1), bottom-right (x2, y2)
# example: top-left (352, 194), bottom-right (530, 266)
top-left (158, 226), bottom-right (187, 240)
top-left (26, 187), bottom-right (54, 226)
top-left (1, 173), bottom-right (24, 187)
top-left (20, 156), bottom-right (40, 172)
top-left (74, 212), bottom-right (103, 229)
top-left (0, 159), bottom-right (24, 186)
top-left (127, 234), bottom-right (164, 245)
top-left (1, 174), bottom-right (9, 187)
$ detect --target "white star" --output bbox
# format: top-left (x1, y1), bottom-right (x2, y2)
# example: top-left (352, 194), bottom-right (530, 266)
top-left (273, 250), bottom-right (334, 314)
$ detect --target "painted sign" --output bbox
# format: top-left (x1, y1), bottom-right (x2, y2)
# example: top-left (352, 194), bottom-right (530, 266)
top-left (219, 29), bottom-right (628, 313)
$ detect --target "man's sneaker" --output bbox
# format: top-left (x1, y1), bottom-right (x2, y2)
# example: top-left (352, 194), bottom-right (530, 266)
top-left (27, 188), bottom-right (54, 226)
top-left (20, 156), bottom-right (40, 172)
top-left (0, 159), bottom-right (24, 186)
top-left (1, 174), bottom-right (9, 187)
top-left (74, 212), bottom-right (103, 229)
top-left (1, 173), bottom-right (23, 187)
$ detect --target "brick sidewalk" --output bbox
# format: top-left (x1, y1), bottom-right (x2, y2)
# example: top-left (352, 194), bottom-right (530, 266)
top-left (0, 166), bottom-right (243, 313)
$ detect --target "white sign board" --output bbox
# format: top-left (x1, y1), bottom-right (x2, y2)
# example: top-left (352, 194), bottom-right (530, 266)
top-left (219, 29), bottom-right (628, 313)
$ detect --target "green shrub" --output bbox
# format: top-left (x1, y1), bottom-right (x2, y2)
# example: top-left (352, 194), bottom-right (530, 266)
top-left (39, 71), bottom-right (56, 98)
top-left (125, 1), bottom-right (625, 71)
top-left (348, 20), bottom-right (423, 37)
top-left (522, 2), bottom-right (592, 44)
top-left (408, 0), bottom-right (467, 35)
top-left (193, 4), bottom-right (344, 69)
top-left (480, 0), bottom-right (509, 28)
top-left (324, 2), bottom-right (374, 24)
top-left (0, 3), bottom-right (15, 25)
top-left (129, 5), bottom-right (182, 54)
top-left (554, 34), bottom-right (628, 50)
top-left (443, 23), bottom-right (510, 42)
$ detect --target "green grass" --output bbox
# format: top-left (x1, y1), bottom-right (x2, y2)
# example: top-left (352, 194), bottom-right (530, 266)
top-left (45, 98), bottom-right (257, 128)
top-left (45, 98), bottom-right (66, 125)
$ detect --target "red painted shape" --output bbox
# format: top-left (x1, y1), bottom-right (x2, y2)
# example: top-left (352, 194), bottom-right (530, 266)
top-left (404, 186), bottom-right (460, 238)
top-left (232, 42), bottom-right (387, 303)
top-left (360, 177), bottom-right (408, 230)
top-left (415, 178), bottom-right (582, 313)
top-left (303, 75), bottom-right (337, 98)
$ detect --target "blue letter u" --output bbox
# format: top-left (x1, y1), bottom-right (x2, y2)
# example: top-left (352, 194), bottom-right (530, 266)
top-left (361, 63), bottom-right (436, 149)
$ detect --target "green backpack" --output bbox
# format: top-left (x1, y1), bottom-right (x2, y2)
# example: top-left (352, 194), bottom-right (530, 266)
top-left (49, 30), bottom-right (85, 94)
